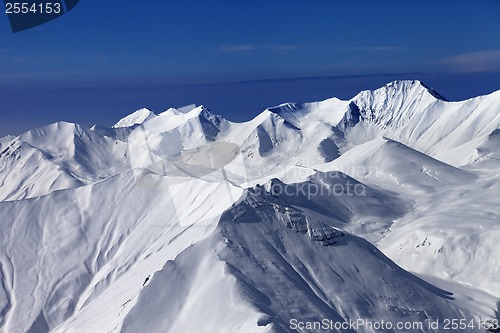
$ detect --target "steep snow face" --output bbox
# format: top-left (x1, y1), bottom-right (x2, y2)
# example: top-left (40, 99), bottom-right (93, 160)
top-left (1, 80), bottom-right (499, 333)
top-left (349, 80), bottom-right (444, 129)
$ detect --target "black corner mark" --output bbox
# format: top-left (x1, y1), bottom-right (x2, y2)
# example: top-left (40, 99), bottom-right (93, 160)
top-left (4, 0), bottom-right (80, 33)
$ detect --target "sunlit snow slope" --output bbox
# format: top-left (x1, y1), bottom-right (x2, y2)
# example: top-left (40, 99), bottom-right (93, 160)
top-left (0, 80), bottom-right (499, 333)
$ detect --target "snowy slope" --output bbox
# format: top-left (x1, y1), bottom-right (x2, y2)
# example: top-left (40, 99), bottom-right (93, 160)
top-left (376, 164), bottom-right (500, 298)
top-left (0, 122), bottom-right (130, 201)
top-left (346, 81), bottom-right (500, 164)
top-left (315, 136), bottom-right (500, 300)
top-left (0, 169), bottom-right (242, 333)
top-left (319, 137), bottom-right (477, 195)
top-left (269, 80), bottom-right (500, 166)
top-left (121, 184), bottom-right (473, 333)
top-left (0, 80), bottom-right (499, 333)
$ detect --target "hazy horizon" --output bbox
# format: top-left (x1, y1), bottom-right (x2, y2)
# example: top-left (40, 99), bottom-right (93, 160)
top-left (1, 71), bottom-right (499, 137)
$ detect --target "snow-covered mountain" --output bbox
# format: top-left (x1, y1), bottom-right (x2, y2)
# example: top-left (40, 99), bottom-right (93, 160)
top-left (0, 80), bottom-right (499, 333)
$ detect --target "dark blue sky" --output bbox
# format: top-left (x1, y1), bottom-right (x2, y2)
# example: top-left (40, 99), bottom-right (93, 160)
top-left (1, 0), bottom-right (499, 135)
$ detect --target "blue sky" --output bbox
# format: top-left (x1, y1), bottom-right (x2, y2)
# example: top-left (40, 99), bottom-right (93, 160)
top-left (0, 0), bottom-right (499, 135)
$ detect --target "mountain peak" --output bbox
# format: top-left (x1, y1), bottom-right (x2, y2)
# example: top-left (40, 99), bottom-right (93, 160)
top-left (112, 108), bottom-right (157, 128)
top-left (364, 80), bottom-right (442, 98)
top-left (375, 80), bottom-right (446, 101)
top-left (158, 104), bottom-right (199, 117)
top-left (157, 105), bottom-right (219, 121)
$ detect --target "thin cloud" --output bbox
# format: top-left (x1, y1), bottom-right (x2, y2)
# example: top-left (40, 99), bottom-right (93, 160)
top-left (444, 50), bottom-right (500, 73)
top-left (272, 45), bottom-right (299, 51)
top-left (218, 44), bottom-right (259, 52)
top-left (217, 44), bottom-right (299, 53)
top-left (0, 53), bottom-right (109, 66)
top-left (0, 69), bottom-right (95, 80)
top-left (335, 46), bottom-right (407, 52)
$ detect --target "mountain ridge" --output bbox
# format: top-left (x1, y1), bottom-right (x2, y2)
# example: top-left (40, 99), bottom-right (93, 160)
top-left (0, 79), bottom-right (499, 332)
